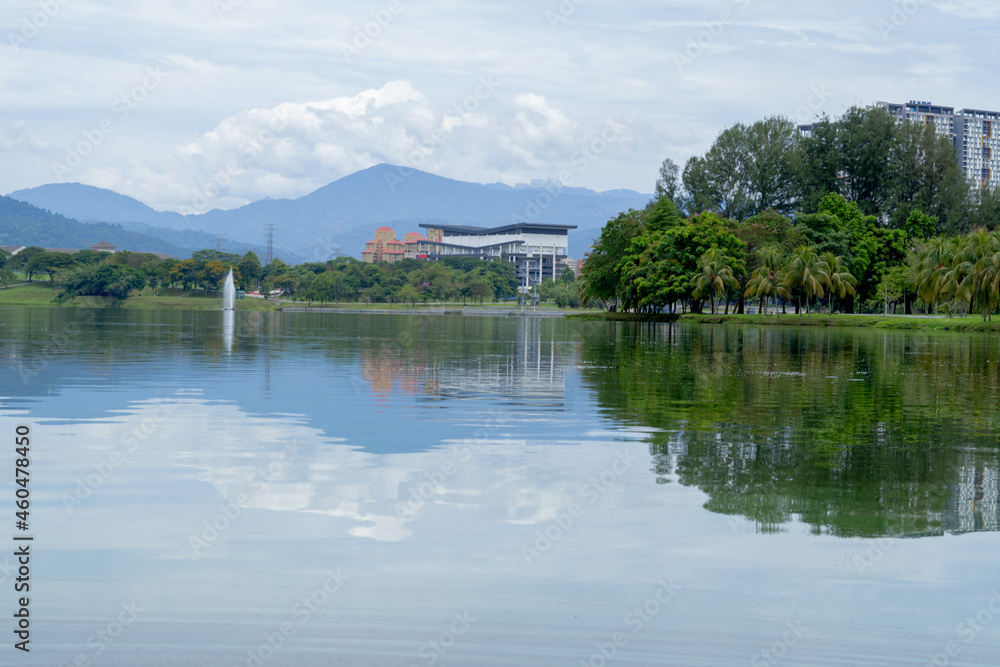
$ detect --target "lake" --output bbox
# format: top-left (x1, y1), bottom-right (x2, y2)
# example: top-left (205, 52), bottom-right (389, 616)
top-left (2, 308), bottom-right (999, 666)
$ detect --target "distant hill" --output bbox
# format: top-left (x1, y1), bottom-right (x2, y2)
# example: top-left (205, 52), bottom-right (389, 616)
top-left (5, 184), bottom-right (274, 261)
top-left (7, 183), bottom-right (186, 228)
top-left (7, 165), bottom-right (653, 260)
top-left (0, 196), bottom-right (192, 257)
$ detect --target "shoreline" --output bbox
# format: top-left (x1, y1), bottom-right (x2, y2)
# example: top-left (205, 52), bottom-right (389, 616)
top-left (3, 285), bottom-right (997, 331)
top-left (565, 311), bottom-right (1000, 332)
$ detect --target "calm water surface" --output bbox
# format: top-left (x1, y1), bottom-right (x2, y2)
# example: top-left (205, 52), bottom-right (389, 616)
top-left (1, 308), bottom-right (999, 666)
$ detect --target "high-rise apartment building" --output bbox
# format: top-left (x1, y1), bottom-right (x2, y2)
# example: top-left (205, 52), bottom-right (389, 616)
top-left (878, 101), bottom-right (1000, 189)
top-left (800, 100), bottom-right (1000, 189)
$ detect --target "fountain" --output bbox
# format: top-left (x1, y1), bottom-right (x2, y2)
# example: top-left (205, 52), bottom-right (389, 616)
top-left (223, 269), bottom-right (236, 311)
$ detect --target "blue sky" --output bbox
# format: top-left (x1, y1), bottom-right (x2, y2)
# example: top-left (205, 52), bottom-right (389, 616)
top-left (1, 0), bottom-right (998, 212)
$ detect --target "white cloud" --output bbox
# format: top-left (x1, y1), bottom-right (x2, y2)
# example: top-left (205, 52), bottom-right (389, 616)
top-left (0, 0), bottom-right (998, 207)
top-left (933, 1), bottom-right (1000, 19)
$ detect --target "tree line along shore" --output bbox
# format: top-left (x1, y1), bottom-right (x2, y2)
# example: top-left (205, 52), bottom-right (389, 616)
top-left (577, 105), bottom-right (1000, 322)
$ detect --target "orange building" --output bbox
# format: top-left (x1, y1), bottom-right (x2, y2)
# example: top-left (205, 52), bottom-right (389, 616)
top-left (362, 227), bottom-right (429, 263)
top-left (402, 232), bottom-right (428, 259)
top-left (362, 226), bottom-right (406, 264)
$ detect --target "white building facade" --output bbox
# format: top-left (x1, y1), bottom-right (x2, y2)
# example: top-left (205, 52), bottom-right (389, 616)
top-left (417, 222), bottom-right (576, 288)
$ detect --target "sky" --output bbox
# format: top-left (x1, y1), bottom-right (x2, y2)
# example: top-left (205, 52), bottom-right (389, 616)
top-left (1, 0), bottom-right (999, 213)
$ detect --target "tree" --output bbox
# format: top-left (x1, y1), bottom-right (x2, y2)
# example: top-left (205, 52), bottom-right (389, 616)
top-left (783, 246), bottom-right (827, 314)
top-left (617, 212), bottom-right (745, 313)
top-left (744, 246), bottom-right (784, 314)
top-left (889, 122), bottom-right (967, 233)
top-left (61, 264), bottom-right (144, 300)
top-left (0, 267), bottom-right (14, 288)
top-left (238, 251), bottom-right (264, 290)
top-left (397, 283), bottom-right (420, 306)
top-left (956, 229), bottom-right (1000, 320)
top-left (681, 117), bottom-right (799, 220)
top-left (580, 208), bottom-right (647, 309)
top-left (795, 116), bottom-right (841, 213)
top-left (468, 280), bottom-right (491, 305)
top-left (199, 260), bottom-right (228, 291)
top-left (818, 252), bottom-right (858, 314)
top-left (693, 248), bottom-right (740, 314)
top-left (192, 249), bottom-right (242, 263)
top-left (876, 266), bottom-right (909, 314)
top-left (27, 251), bottom-right (75, 282)
top-left (168, 259), bottom-right (199, 291)
top-left (837, 106), bottom-right (899, 219)
top-left (7, 247), bottom-right (45, 282)
top-left (653, 158), bottom-right (681, 205)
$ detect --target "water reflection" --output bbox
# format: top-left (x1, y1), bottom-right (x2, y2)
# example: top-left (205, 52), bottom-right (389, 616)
top-left (579, 323), bottom-right (1000, 537)
top-left (222, 310), bottom-right (234, 354)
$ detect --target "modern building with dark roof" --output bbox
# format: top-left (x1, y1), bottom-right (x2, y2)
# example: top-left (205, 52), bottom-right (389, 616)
top-left (418, 222), bottom-right (576, 288)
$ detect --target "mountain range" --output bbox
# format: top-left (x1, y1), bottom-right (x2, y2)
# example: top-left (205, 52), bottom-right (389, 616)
top-left (5, 164), bottom-right (652, 261)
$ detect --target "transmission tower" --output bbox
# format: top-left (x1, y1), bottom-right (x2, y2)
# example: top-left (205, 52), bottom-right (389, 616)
top-left (264, 224), bottom-right (276, 265)
top-left (213, 235), bottom-right (228, 252)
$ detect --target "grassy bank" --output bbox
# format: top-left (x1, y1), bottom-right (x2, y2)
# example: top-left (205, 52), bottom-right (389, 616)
top-left (0, 284), bottom-right (576, 312)
top-left (567, 311), bottom-right (1000, 332)
top-left (0, 283), bottom-right (283, 311)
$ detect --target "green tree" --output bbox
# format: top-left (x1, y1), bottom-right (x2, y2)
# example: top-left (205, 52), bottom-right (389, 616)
top-left (693, 247), bottom-right (740, 314)
top-left (743, 246), bottom-right (784, 314)
top-left (837, 106), bottom-right (899, 218)
top-left (653, 157), bottom-right (682, 205)
top-left (579, 208), bottom-right (647, 308)
top-left (7, 247), bottom-right (45, 282)
top-left (238, 251), bottom-right (264, 290)
top-left (818, 252), bottom-right (858, 314)
top-left (199, 260), bottom-right (228, 291)
top-left (783, 246), bottom-right (827, 314)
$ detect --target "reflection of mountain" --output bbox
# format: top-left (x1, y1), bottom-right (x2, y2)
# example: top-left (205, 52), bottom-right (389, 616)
top-left (358, 316), bottom-right (569, 403)
top-left (579, 324), bottom-right (1000, 538)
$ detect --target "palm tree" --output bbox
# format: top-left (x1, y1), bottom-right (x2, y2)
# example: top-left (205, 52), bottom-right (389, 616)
top-left (743, 246), bottom-right (783, 315)
top-left (818, 252), bottom-right (858, 314)
top-left (958, 229), bottom-right (1000, 320)
top-left (783, 246), bottom-right (827, 315)
top-left (915, 236), bottom-right (958, 315)
top-left (694, 247), bottom-right (739, 314)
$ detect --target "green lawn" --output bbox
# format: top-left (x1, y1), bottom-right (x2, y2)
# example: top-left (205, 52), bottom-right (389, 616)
top-left (0, 283), bottom-right (282, 311)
